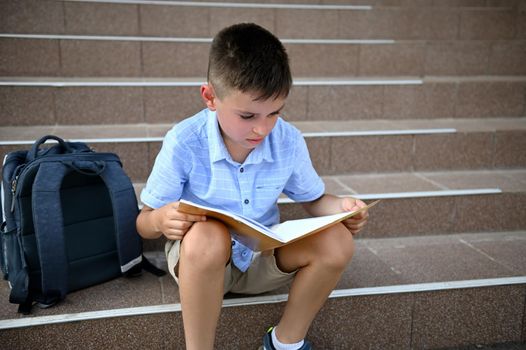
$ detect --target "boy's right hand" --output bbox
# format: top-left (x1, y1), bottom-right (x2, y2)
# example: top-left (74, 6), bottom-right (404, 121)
top-left (152, 201), bottom-right (207, 241)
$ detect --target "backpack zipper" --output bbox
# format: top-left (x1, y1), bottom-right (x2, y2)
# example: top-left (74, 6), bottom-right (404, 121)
top-left (10, 175), bottom-right (19, 213)
top-left (9, 162), bottom-right (27, 213)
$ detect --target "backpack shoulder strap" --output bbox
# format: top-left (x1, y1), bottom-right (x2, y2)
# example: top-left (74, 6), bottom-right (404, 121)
top-left (98, 160), bottom-right (142, 273)
top-left (8, 247), bottom-right (31, 312)
top-left (32, 161), bottom-right (69, 302)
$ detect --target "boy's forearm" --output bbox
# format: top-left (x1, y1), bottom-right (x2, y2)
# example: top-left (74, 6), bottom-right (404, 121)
top-left (302, 194), bottom-right (353, 217)
top-left (136, 208), bottom-right (163, 240)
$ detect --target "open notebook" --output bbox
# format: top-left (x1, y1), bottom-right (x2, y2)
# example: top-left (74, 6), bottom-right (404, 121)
top-left (178, 199), bottom-right (380, 251)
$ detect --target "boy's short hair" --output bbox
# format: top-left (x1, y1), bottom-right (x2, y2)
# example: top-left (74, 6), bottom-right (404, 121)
top-left (207, 23), bottom-right (292, 101)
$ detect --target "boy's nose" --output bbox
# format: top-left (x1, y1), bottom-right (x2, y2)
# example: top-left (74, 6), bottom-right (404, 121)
top-left (252, 127), bottom-right (264, 136)
top-left (252, 123), bottom-right (268, 136)
top-left (254, 117), bottom-right (277, 136)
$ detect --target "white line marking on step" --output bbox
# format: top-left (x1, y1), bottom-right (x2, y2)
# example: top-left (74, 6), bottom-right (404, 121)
top-left (302, 128), bottom-right (456, 137)
top-left (0, 33), bottom-right (214, 42)
top-left (0, 34), bottom-right (394, 45)
top-left (293, 79), bottom-right (423, 86)
top-left (0, 129), bottom-right (456, 146)
top-left (135, 187), bottom-right (503, 210)
top-left (0, 80), bottom-right (206, 87)
top-left (61, 0), bottom-right (373, 10)
top-left (277, 188), bottom-right (503, 202)
top-left (0, 79), bottom-right (423, 87)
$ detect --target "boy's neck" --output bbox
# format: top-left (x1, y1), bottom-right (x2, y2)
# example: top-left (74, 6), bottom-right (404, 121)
top-left (224, 138), bottom-right (252, 164)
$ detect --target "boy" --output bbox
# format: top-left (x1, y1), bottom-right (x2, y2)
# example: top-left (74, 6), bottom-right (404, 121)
top-left (136, 23), bottom-right (369, 350)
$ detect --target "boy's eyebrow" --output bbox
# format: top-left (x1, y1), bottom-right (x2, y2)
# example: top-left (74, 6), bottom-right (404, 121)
top-left (237, 104), bottom-right (285, 116)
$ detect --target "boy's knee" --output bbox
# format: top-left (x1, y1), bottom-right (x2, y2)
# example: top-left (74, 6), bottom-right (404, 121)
top-left (319, 224), bottom-right (355, 270)
top-left (180, 220), bottom-right (231, 269)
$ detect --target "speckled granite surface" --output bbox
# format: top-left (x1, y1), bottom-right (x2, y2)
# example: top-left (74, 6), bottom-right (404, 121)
top-left (0, 232), bottom-right (525, 349)
top-left (2, 231), bottom-right (525, 320)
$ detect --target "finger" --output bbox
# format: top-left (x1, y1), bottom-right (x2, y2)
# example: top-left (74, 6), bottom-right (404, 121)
top-left (352, 208), bottom-right (369, 218)
top-left (341, 200), bottom-right (359, 212)
top-left (345, 215), bottom-right (368, 222)
top-left (165, 233), bottom-right (183, 241)
top-left (344, 216), bottom-right (368, 225)
top-left (344, 221), bottom-right (367, 232)
top-left (167, 219), bottom-right (195, 231)
top-left (344, 204), bottom-right (368, 215)
top-left (346, 219), bottom-right (368, 229)
top-left (167, 210), bottom-right (207, 222)
top-left (357, 199), bottom-right (367, 207)
top-left (181, 213), bottom-right (207, 222)
top-left (164, 228), bottom-right (187, 240)
top-left (345, 224), bottom-right (363, 236)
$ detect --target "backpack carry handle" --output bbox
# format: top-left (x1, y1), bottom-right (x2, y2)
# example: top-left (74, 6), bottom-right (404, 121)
top-left (63, 160), bottom-right (106, 176)
top-left (30, 135), bottom-right (72, 161)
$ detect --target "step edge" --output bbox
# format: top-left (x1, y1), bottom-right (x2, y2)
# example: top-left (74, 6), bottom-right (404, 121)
top-left (0, 78), bottom-right (425, 86)
top-left (0, 128), bottom-right (458, 146)
top-left (0, 276), bottom-right (524, 330)
top-left (332, 188), bottom-right (504, 201)
top-left (60, 0), bottom-right (373, 10)
top-left (53, 0), bottom-right (516, 10)
top-left (302, 128), bottom-right (457, 137)
top-left (2, 76), bottom-right (526, 86)
top-left (134, 188), bottom-right (506, 210)
top-left (0, 34), bottom-right (395, 45)
top-left (4, 33), bottom-right (523, 46)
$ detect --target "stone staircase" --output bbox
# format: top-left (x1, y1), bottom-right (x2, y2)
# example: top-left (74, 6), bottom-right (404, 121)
top-left (0, 0), bottom-right (525, 349)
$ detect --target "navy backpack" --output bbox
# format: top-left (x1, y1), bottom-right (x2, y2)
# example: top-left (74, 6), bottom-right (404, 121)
top-left (0, 135), bottom-right (162, 313)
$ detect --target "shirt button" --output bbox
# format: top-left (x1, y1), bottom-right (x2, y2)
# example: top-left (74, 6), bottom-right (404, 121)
top-left (244, 199), bottom-right (249, 205)
top-left (242, 251), bottom-right (247, 257)
top-left (232, 241), bottom-right (235, 246)
top-left (240, 167), bottom-right (244, 173)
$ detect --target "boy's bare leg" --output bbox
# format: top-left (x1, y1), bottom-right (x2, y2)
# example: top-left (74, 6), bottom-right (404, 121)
top-left (274, 223), bottom-right (354, 343)
top-left (178, 220), bottom-right (231, 350)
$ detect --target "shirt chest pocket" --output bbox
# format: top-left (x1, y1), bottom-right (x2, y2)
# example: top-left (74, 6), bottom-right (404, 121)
top-left (255, 181), bottom-right (285, 202)
top-left (256, 184), bottom-right (282, 190)
top-left (255, 178), bottom-right (285, 191)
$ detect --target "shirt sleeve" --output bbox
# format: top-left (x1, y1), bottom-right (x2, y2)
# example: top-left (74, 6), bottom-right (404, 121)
top-left (282, 134), bottom-right (325, 202)
top-left (140, 128), bottom-right (192, 209)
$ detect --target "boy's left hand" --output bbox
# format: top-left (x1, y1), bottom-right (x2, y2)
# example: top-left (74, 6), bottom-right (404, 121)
top-left (341, 197), bottom-right (369, 236)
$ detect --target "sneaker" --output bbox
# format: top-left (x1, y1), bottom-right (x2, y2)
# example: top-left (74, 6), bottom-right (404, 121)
top-left (259, 327), bottom-right (312, 350)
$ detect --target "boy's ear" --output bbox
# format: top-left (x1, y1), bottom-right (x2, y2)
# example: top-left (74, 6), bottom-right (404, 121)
top-left (200, 84), bottom-right (216, 111)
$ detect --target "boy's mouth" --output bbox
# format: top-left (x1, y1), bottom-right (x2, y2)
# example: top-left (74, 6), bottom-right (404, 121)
top-left (247, 137), bottom-right (263, 145)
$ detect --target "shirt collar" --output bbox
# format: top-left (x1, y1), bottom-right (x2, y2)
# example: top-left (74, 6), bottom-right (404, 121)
top-left (207, 109), bottom-right (274, 165)
top-left (207, 110), bottom-right (231, 163)
top-left (245, 134), bottom-right (274, 165)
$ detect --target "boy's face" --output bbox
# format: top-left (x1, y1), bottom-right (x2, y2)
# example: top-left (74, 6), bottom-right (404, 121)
top-left (201, 84), bottom-right (286, 162)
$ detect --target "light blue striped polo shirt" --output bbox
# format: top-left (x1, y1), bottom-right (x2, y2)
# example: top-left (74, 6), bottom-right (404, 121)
top-left (141, 108), bottom-right (325, 272)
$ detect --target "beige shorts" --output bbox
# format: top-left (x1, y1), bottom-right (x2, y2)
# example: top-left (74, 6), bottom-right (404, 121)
top-left (165, 239), bottom-right (296, 294)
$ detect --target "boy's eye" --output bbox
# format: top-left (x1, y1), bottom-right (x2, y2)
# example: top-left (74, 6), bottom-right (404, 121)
top-left (240, 114), bottom-right (255, 119)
